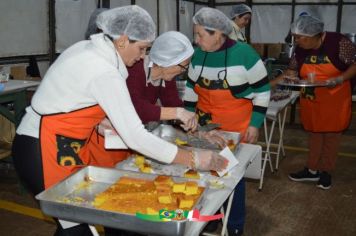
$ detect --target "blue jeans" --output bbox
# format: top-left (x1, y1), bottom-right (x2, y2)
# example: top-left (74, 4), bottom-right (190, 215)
top-left (227, 178), bottom-right (245, 231)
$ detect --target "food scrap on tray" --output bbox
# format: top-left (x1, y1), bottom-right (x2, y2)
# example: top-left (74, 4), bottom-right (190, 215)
top-left (134, 154), bottom-right (153, 173)
top-left (184, 169), bottom-right (200, 179)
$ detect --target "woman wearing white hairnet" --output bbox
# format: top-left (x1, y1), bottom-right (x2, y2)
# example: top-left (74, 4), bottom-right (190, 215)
top-left (229, 4), bottom-right (252, 42)
top-left (11, 6), bottom-right (227, 235)
top-left (183, 7), bottom-right (270, 236)
top-left (275, 15), bottom-right (356, 190)
top-left (127, 31), bottom-right (197, 128)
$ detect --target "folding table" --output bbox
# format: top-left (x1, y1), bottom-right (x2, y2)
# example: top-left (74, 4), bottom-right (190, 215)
top-left (259, 91), bottom-right (299, 190)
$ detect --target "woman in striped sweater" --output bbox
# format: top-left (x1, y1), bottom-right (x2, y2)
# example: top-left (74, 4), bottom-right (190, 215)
top-left (183, 7), bottom-right (270, 235)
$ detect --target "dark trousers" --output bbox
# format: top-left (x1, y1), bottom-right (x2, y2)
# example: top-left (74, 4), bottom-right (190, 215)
top-left (227, 178), bottom-right (246, 231)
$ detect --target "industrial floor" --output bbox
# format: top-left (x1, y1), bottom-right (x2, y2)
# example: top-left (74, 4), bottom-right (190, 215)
top-left (0, 102), bottom-right (355, 236)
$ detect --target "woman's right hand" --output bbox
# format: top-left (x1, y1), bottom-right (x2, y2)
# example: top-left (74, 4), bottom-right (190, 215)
top-left (193, 150), bottom-right (228, 171)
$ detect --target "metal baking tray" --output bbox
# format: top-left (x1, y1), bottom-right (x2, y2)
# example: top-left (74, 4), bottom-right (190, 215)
top-left (151, 124), bottom-right (240, 152)
top-left (35, 166), bottom-right (206, 236)
top-left (278, 79), bottom-right (328, 87)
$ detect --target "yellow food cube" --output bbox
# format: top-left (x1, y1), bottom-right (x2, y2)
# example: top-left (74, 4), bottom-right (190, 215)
top-left (184, 170), bottom-right (200, 179)
top-left (172, 183), bottom-right (186, 193)
top-left (178, 196), bottom-right (194, 209)
top-left (139, 163), bottom-right (152, 173)
top-left (184, 181), bottom-right (198, 195)
top-left (146, 207), bottom-right (159, 215)
top-left (134, 155), bottom-right (145, 167)
top-left (158, 194), bottom-right (173, 204)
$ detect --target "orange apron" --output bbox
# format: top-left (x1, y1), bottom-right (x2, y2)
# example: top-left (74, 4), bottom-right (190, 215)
top-left (194, 80), bottom-right (252, 135)
top-left (39, 105), bottom-right (129, 189)
top-left (299, 55), bottom-right (351, 132)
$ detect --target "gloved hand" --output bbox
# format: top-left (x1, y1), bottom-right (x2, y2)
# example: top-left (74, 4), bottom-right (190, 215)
top-left (176, 108), bottom-right (198, 131)
top-left (326, 76), bottom-right (343, 88)
top-left (198, 130), bottom-right (228, 148)
top-left (193, 150), bottom-right (228, 171)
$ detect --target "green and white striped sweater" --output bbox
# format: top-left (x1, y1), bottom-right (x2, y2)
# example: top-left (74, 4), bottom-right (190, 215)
top-left (183, 42), bottom-right (270, 128)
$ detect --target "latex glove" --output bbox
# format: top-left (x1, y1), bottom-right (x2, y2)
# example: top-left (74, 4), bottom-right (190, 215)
top-left (176, 108), bottom-right (198, 131)
top-left (193, 150), bottom-right (228, 171)
top-left (243, 126), bottom-right (259, 144)
top-left (326, 76), bottom-right (343, 88)
top-left (198, 130), bottom-right (228, 148)
top-left (97, 118), bottom-right (114, 136)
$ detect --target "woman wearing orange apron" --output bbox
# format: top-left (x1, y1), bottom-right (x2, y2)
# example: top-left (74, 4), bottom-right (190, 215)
top-left (184, 8), bottom-right (270, 236)
top-left (281, 15), bottom-right (356, 190)
top-left (12, 7), bottom-right (227, 236)
top-left (87, 32), bottom-right (199, 168)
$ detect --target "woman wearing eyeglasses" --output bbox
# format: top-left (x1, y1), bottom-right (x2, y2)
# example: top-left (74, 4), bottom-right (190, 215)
top-left (183, 7), bottom-right (270, 235)
top-left (126, 31), bottom-right (196, 128)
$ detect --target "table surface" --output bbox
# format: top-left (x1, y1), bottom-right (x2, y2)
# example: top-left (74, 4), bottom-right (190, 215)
top-left (0, 80), bottom-right (40, 95)
top-left (266, 91), bottom-right (299, 121)
top-left (184, 143), bottom-right (261, 235)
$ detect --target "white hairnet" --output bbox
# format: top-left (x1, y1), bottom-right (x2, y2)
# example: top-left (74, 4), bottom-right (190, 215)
top-left (291, 15), bottom-right (324, 37)
top-left (96, 5), bottom-right (156, 42)
top-left (149, 31), bottom-right (194, 67)
top-left (230, 4), bottom-right (252, 19)
top-left (193, 7), bottom-right (233, 35)
top-left (85, 8), bottom-right (108, 39)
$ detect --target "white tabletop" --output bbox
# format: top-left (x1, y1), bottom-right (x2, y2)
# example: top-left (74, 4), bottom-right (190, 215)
top-left (266, 91), bottom-right (299, 121)
top-left (0, 80), bottom-right (40, 95)
top-left (184, 143), bottom-right (261, 235)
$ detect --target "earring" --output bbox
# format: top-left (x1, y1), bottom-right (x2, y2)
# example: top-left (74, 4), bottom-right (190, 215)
top-left (118, 44), bottom-right (125, 49)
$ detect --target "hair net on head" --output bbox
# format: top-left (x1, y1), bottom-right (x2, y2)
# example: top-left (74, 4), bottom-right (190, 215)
top-left (291, 15), bottom-right (324, 37)
top-left (85, 8), bottom-right (108, 39)
top-left (149, 31), bottom-right (194, 67)
top-left (230, 4), bottom-right (252, 19)
top-left (96, 5), bottom-right (156, 42)
top-left (193, 7), bottom-right (233, 35)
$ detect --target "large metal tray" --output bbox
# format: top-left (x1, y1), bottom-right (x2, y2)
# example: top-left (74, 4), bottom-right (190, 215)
top-left (36, 166), bottom-right (206, 236)
top-left (151, 124), bottom-right (240, 152)
top-left (278, 79), bottom-right (328, 87)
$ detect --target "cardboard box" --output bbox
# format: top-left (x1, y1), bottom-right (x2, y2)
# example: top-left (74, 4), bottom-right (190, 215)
top-left (10, 65), bottom-right (27, 80)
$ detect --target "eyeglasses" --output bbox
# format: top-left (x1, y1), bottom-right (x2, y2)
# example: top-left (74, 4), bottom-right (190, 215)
top-left (177, 63), bottom-right (189, 72)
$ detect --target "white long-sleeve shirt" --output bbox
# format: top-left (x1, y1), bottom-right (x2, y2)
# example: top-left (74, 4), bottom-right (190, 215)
top-left (17, 33), bottom-right (177, 163)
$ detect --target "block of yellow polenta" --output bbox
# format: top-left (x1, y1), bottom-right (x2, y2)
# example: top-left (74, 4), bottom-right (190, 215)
top-left (172, 182), bottom-right (186, 193)
top-left (178, 196), bottom-right (194, 209)
top-left (184, 181), bottom-right (198, 195)
top-left (184, 170), bottom-right (200, 179)
top-left (158, 194), bottom-right (173, 204)
top-left (134, 155), bottom-right (145, 167)
top-left (139, 163), bottom-right (152, 173)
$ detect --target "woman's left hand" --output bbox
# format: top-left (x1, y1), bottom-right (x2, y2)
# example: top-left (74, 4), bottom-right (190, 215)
top-left (198, 130), bottom-right (228, 148)
top-left (176, 108), bottom-right (198, 131)
top-left (244, 126), bottom-right (259, 143)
